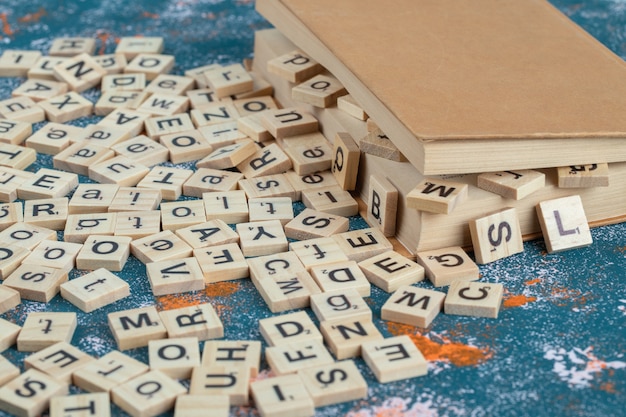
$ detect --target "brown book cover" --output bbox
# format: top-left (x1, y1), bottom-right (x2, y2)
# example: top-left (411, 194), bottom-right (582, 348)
top-left (257, 0), bottom-right (626, 174)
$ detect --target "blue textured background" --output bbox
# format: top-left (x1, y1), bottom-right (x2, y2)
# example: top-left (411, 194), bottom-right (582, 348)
top-left (0, 1), bottom-right (625, 416)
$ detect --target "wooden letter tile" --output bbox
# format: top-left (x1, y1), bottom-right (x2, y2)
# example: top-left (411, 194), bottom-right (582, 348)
top-left (332, 227), bottom-right (394, 263)
top-left (109, 188), bottom-right (162, 213)
top-left (0, 369), bottom-right (67, 417)
top-left (63, 212), bottom-right (117, 244)
top-left (193, 243), bottom-right (248, 283)
top-left (68, 184), bottom-right (119, 214)
top-left (12, 79), bottom-right (68, 103)
top-left (298, 360), bottom-right (367, 407)
top-left (444, 280), bottom-right (504, 318)
top-left (101, 73), bottom-right (146, 91)
top-left (21, 240), bottom-right (82, 273)
top-left (0, 355), bottom-right (20, 387)
top-left (198, 121), bottom-right (249, 149)
top-left (94, 89), bottom-right (150, 114)
top-left (285, 208), bottom-right (349, 240)
top-left (0, 243), bottom-right (29, 280)
top-left (358, 250), bottom-right (425, 293)
top-left (0, 222), bottom-right (57, 250)
top-left (0, 97), bottom-right (45, 123)
top-left (252, 270), bottom-right (321, 313)
top-left (265, 339), bottom-right (334, 376)
top-left (137, 166), bottom-right (194, 200)
top-left (191, 103), bottom-right (240, 128)
top-left (536, 194), bottom-right (593, 253)
top-left (72, 350), bottom-right (149, 393)
top-left (4, 264), bottom-right (67, 303)
top-left (250, 374), bottom-right (315, 417)
top-left (289, 237), bottom-right (349, 271)
top-left (177, 219), bottom-right (238, 249)
top-left (0, 318), bottom-right (20, 353)
top-left (161, 130), bottom-right (214, 164)
top-left (0, 120), bottom-right (32, 145)
top-left (114, 210), bottom-right (161, 239)
top-left (75, 235), bottom-right (131, 271)
top-left (366, 175), bottom-right (398, 237)
top-left (159, 303), bottom-right (223, 341)
top-left (79, 124), bottom-right (134, 148)
top-left (98, 109), bottom-right (150, 136)
top-left (359, 128), bottom-right (405, 162)
top-left (116, 37), bottom-right (164, 59)
top-left (60, 268), bottom-right (130, 312)
top-left (189, 365), bottom-right (250, 406)
top-left (0, 285), bottom-right (21, 314)
top-left (310, 260), bottom-right (371, 297)
top-left (93, 53), bottom-right (127, 74)
top-left (28, 56), bottom-right (69, 80)
top-left (107, 306), bottom-right (167, 350)
top-left (17, 168), bottom-right (78, 200)
top-left (292, 73), bottom-right (346, 108)
top-left (161, 200), bottom-right (206, 231)
top-left (148, 337), bottom-right (201, 379)
top-left (17, 311), bottom-right (76, 352)
top-left (301, 185), bottom-right (358, 217)
top-left (49, 37), bottom-right (96, 56)
top-left (237, 143), bottom-right (293, 179)
top-left (361, 335), bottom-right (428, 383)
top-left (238, 173), bottom-right (297, 200)
top-left (0, 143), bottom-right (37, 170)
top-left (236, 219), bottom-right (288, 257)
top-left (0, 202), bottom-right (24, 231)
top-left (337, 94), bottom-right (368, 120)
top-left (25, 122), bottom-right (81, 155)
top-left (174, 395), bottom-right (229, 417)
top-left (477, 169), bottom-right (546, 200)
top-left (88, 155), bottom-right (150, 187)
top-left (183, 169), bottom-right (242, 197)
top-left (137, 93), bottom-right (189, 117)
top-left (23, 197), bottom-right (69, 230)
top-left (415, 246), bottom-right (479, 287)
top-left (0, 168), bottom-right (35, 202)
top-left (124, 53), bottom-right (175, 80)
top-left (469, 207), bottom-right (523, 264)
top-left (319, 318), bottom-right (383, 360)
top-left (111, 370), bottom-right (186, 417)
top-left (204, 63), bottom-right (253, 98)
top-left (0, 50), bottom-right (42, 77)
top-left (130, 230), bottom-right (193, 264)
top-left (196, 139), bottom-right (258, 170)
top-left (406, 177), bottom-right (469, 214)
top-left (49, 393), bottom-right (110, 417)
top-left (267, 49), bottom-right (322, 83)
top-left (310, 288), bottom-right (372, 323)
top-left (146, 257), bottom-right (205, 296)
top-left (248, 196), bottom-right (294, 225)
top-left (145, 113), bottom-right (195, 140)
top-left (53, 142), bottom-right (114, 176)
top-left (201, 340), bottom-right (261, 377)
top-left (24, 341), bottom-right (94, 384)
top-left (259, 107), bottom-right (319, 139)
top-left (145, 74), bottom-right (195, 96)
top-left (237, 113), bottom-right (273, 143)
top-left (203, 190), bottom-right (249, 224)
top-left (381, 286), bottom-right (446, 328)
top-left (283, 135), bottom-right (333, 176)
top-left (38, 92), bottom-right (93, 123)
top-left (557, 163), bottom-right (610, 188)
top-left (259, 310), bottom-right (323, 347)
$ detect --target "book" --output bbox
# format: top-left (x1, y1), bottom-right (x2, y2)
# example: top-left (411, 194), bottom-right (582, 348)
top-left (253, 28), bottom-right (626, 255)
top-left (256, 0), bottom-right (626, 175)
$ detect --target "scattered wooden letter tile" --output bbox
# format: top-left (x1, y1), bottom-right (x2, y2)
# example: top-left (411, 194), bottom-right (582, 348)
top-left (93, 53), bottom-right (127, 74)
top-left (444, 280), bottom-right (504, 318)
top-left (38, 91), bottom-right (92, 123)
top-left (49, 37), bottom-right (96, 56)
top-left (197, 121), bottom-right (248, 150)
top-left (0, 368), bottom-right (67, 417)
top-left (174, 395), bottom-right (229, 417)
top-left (237, 113), bottom-right (273, 143)
top-left (201, 340), bottom-right (262, 377)
top-left (72, 350), bottom-right (150, 393)
top-left (182, 168), bottom-right (242, 197)
top-left (75, 235), bottom-right (132, 271)
top-left (332, 227), bottom-right (394, 263)
top-left (265, 339), bottom-right (334, 376)
top-left (95, 90), bottom-right (149, 116)
top-left (114, 210), bottom-right (161, 239)
top-left (51, 52), bottom-right (105, 92)
top-left (414, 247), bottom-right (479, 287)
top-left (148, 337), bottom-right (201, 379)
top-left (259, 310), bottom-right (323, 347)
top-left (130, 230), bottom-right (193, 264)
top-left (0, 120), bottom-right (31, 145)
top-left (310, 288), bottom-right (371, 323)
top-left (259, 107), bottom-right (319, 139)
top-left (186, 87), bottom-right (220, 108)
top-left (252, 270), bottom-right (321, 313)
top-left (53, 142), bottom-right (114, 176)
top-left (88, 155), bottom-right (150, 187)
top-left (477, 169), bottom-right (546, 200)
top-left (331, 132), bottom-right (361, 191)
top-left (0, 143), bottom-right (37, 170)
top-left (247, 251), bottom-right (306, 281)
top-left (0, 243), bottom-right (29, 280)
top-left (68, 184), bottom-right (119, 214)
top-left (196, 139), bottom-right (258, 170)
top-left (319, 318), bottom-right (383, 360)
top-left (0, 285), bottom-right (20, 314)
top-left (557, 163), bottom-right (610, 188)
top-left (98, 108), bottom-right (151, 136)
top-left (23, 197), bottom-right (68, 230)
top-left (160, 200), bottom-right (206, 231)
top-left (107, 306), bottom-right (167, 350)
top-left (292, 73), bottom-right (346, 108)
top-left (177, 219), bottom-right (238, 249)
top-left (358, 250), bottom-right (425, 293)
top-left (111, 370), bottom-right (186, 417)
top-left (0, 168), bottom-right (35, 201)
top-left (301, 185), bottom-right (358, 217)
top-left (232, 95), bottom-right (277, 116)
top-left (161, 130), bottom-right (214, 164)
top-left (137, 93), bottom-right (190, 117)
top-left (124, 53), bottom-right (175, 80)
top-left (24, 341), bottom-right (94, 384)
top-left (406, 177), bottom-right (469, 214)
top-left (0, 355), bottom-right (20, 387)
top-left (0, 222), bottom-right (57, 250)
top-left (17, 168), bottom-right (78, 200)
top-left (194, 242), bottom-right (248, 283)
top-left (298, 360), bottom-right (367, 407)
top-left (366, 175), bottom-right (398, 237)
top-left (202, 190), bottom-right (249, 223)
top-left (284, 208), bottom-right (349, 240)
top-left (238, 173), bottom-right (297, 200)
top-left (536, 195), bottom-right (593, 253)
top-left (190, 103), bottom-right (240, 128)
top-left (101, 73), bottom-right (146, 92)
top-left (60, 268), bottom-right (130, 312)
top-left (16, 311), bottom-right (76, 352)
top-left (0, 202), bottom-right (23, 231)
top-left (21, 240), bottom-right (81, 273)
top-left (184, 63), bottom-right (221, 88)
top-left (108, 188), bottom-right (162, 213)
top-left (361, 335), bottom-right (428, 383)
top-left (28, 56), bottom-right (69, 80)
top-left (137, 166), bottom-right (194, 201)
top-left (204, 63), bottom-right (254, 98)
top-left (359, 128), bottom-right (406, 162)
top-left (289, 237), bottom-right (350, 271)
top-left (469, 207), bottom-right (523, 264)
top-left (381, 286), bottom-right (446, 328)
top-left (337, 94), bottom-right (368, 120)
top-left (250, 374), bottom-right (315, 417)
top-left (24, 122), bottom-right (81, 155)
top-left (0, 318), bottom-right (20, 353)
top-left (79, 124), bottom-right (134, 148)
top-left (115, 37), bottom-right (164, 59)
top-left (159, 303), bottom-right (223, 341)
top-left (4, 264), bottom-right (68, 303)
top-left (189, 365), bottom-right (250, 406)
top-left (0, 50), bottom-right (42, 77)
top-left (12, 79), bottom-right (68, 102)
top-left (236, 143), bottom-right (292, 179)
top-left (283, 137), bottom-right (333, 176)
top-left (310, 260), bottom-right (371, 297)
top-left (283, 170), bottom-right (338, 201)
top-left (248, 196), bottom-right (294, 225)
top-left (49, 393), bottom-right (110, 417)
top-left (146, 74), bottom-right (195, 96)
top-left (146, 257), bottom-right (205, 296)
top-left (267, 49), bottom-right (322, 83)
top-left (236, 219), bottom-right (288, 257)
top-left (145, 113), bottom-right (195, 140)
top-left (0, 96), bottom-right (45, 123)
top-left (110, 135), bottom-right (170, 167)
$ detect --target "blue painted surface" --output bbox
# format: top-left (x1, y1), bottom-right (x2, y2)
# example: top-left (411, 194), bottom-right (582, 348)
top-left (0, 1), bottom-right (624, 416)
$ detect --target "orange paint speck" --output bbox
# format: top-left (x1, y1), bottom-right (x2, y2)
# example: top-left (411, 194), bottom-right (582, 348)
top-left (599, 382), bottom-right (616, 394)
top-left (525, 278), bottom-right (541, 286)
top-left (387, 322), bottom-right (494, 367)
top-left (142, 11), bottom-right (160, 19)
top-left (0, 13), bottom-right (15, 36)
top-left (18, 7), bottom-right (47, 24)
top-left (96, 32), bottom-right (111, 55)
top-left (205, 281), bottom-right (240, 297)
top-left (503, 294), bottom-right (537, 308)
top-left (156, 293), bottom-right (202, 310)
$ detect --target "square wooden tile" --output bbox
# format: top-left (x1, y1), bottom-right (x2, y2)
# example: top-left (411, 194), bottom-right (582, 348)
top-left (93, 53), bottom-right (127, 74)
top-left (196, 139), bottom-right (257, 170)
top-left (124, 53), bottom-right (175, 80)
top-left (99, 108), bottom-right (150, 136)
top-left (259, 310), bottom-right (323, 347)
top-left (292, 73), bottom-right (346, 108)
top-left (50, 393), bottom-right (110, 417)
top-left (415, 246), bottom-right (480, 287)
top-left (382, 285), bottom-right (446, 328)
top-left (267, 49), bottom-right (322, 83)
top-left (60, 268), bottom-right (130, 312)
top-left (52, 142), bottom-right (114, 176)
top-left (88, 155), bottom-right (150, 187)
top-left (310, 260), bottom-right (371, 297)
top-left (319, 317), bottom-right (383, 360)
top-left (557, 163), bottom-right (610, 188)
top-left (137, 93), bottom-right (189, 116)
top-left (115, 37), bottom-right (164, 59)
top-left (146, 257), bottom-right (205, 296)
top-left (301, 185), bottom-right (358, 217)
top-left (108, 188), bottom-right (162, 213)
top-left (284, 208), bottom-right (349, 241)
top-left (361, 335), bottom-right (428, 383)
top-left (111, 370), bottom-right (185, 417)
top-left (174, 395), bottom-right (229, 417)
top-left (193, 242), bottom-right (248, 283)
top-left (203, 190), bottom-right (249, 224)
top-left (23, 197), bottom-right (69, 230)
top-left (289, 237), bottom-right (350, 271)
top-left (0, 318), bottom-right (20, 353)
top-left (0, 222), bottom-right (57, 250)
top-left (469, 207), bottom-right (524, 264)
top-left (0, 119), bottom-right (32, 145)
top-left (183, 168), bottom-right (242, 197)
top-left (24, 341), bottom-right (94, 384)
top-left (24, 122), bottom-right (79, 155)
top-left (4, 264), bottom-right (67, 303)
top-left (0, 243), bottom-right (29, 281)
top-left (238, 173), bottom-right (297, 200)
top-left (197, 121), bottom-right (248, 149)
top-left (248, 196), bottom-right (294, 225)
top-left (236, 219), bottom-right (288, 257)
top-left (137, 166), bottom-right (194, 201)
top-left (79, 124), bottom-right (134, 148)
top-left (161, 200), bottom-right (206, 231)
top-left (332, 227), bottom-right (394, 263)
top-left (477, 169), bottom-right (546, 200)
top-left (309, 288), bottom-right (372, 323)
top-left (0, 96), bottom-right (45, 123)
top-left (0, 202), bottom-right (24, 231)
top-left (16, 311), bottom-right (76, 352)
top-left (204, 63), bottom-right (253, 98)
top-left (298, 360), bottom-right (367, 407)
top-left (95, 90), bottom-right (149, 115)
top-left (0, 369), bottom-right (67, 417)
top-left (107, 306), bottom-right (167, 350)
top-left (28, 56), bottom-right (69, 80)
top-left (0, 143), bottom-right (37, 170)
top-left (0, 50), bottom-right (42, 77)
top-left (159, 303), bottom-right (223, 341)
top-left (177, 219), bottom-right (238, 249)
top-left (63, 212), bottom-right (117, 244)
top-left (191, 103), bottom-right (240, 128)
top-left (358, 250), bottom-right (425, 293)
top-left (75, 235), bottom-right (131, 271)
top-left (283, 135), bottom-right (333, 176)
top-left (0, 168), bottom-right (35, 202)
top-left (406, 178), bottom-right (469, 214)
top-left (265, 339), bottom-right (334, 376)
top-left (101, 73), bottom-right (147, 91)
top-left (148, 337), bottom-right (201, 379)
top-left (444, 280), bottom-right (504, 319)
top-left (366, 175), bottom-right (398, 237)
top-left (38, 92), bottom-right (93, 123)
top-left (201, 340), bottom-right (261, 377)
top-left (337, 94), bottom-right (368, 121)
top-left (259, 107), bottom-right (318, 139)
top-left (0, 285), bottom-right (20, 314)
top-left (72, 350), bottom-right (149, 393)
top-left (17, 168), bottom-right (78, 200)
top-left (250, 374), bottom-right (315, 417)
top-left (536, 195), bottom-right (593, 253)
top-left (160, 130), bottom-right (214, 164)
top-left (68, 184), bottom-right (119, 214)
top-left (247, 251), bottom-right (307, 281)
top-left (189, 365), bottom-right (250, 406)
top-left (236, 143), bottom-right (292, 179)
top-left (21, 239), bottom-right (82, 273)
top-left (252, 270), bottom-right (321, 313)
top-left (49, 37), bottom-right (96, 56)
top-left (0, 355), bottom-right (20, 387)
top-left (145, 74), bottom-right (195, 96)
top-left (130, 230), bottom-right (193, 264)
